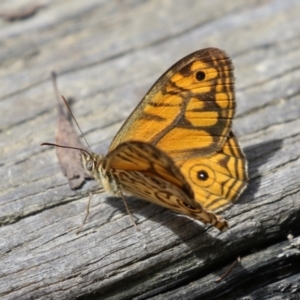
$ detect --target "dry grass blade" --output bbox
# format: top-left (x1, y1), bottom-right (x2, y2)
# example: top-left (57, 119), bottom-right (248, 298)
top-left (52, 71), bottom-right (92, 190)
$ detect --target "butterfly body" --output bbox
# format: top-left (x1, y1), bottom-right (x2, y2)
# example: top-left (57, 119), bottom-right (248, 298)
top-left (80, 48), bottom-right (248, 231)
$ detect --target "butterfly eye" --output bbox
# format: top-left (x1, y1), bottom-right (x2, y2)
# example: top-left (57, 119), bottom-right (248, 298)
top-left (197, 170), bottom-right (209, 181)
top-left (195, 71), bottom-right (205, 81)
top-left (87, 160), bottom-right (94, 171)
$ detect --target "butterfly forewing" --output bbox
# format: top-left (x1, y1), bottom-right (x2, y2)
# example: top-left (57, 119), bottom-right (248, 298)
top-left (109, 48), bottom-right (235, 160)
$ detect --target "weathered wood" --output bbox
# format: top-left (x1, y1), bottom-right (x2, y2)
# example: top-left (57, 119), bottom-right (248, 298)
top-left (0, 0), bottom-right (300, 299)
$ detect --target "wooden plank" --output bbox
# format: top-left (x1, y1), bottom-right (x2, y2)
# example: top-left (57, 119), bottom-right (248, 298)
top-left (0, 0), bottom-right (299, 299)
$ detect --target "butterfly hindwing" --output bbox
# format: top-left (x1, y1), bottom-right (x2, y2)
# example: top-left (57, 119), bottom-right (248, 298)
top-left (180, 132), bottom-right (248, 212)
top-left (104, 141), bottom-right (229, 230)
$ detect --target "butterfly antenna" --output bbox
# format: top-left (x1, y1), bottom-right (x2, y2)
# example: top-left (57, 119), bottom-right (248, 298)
top-left (40, 142), bottom-right (91, 156)
top-left (61, 95), bottom-right (93, 153)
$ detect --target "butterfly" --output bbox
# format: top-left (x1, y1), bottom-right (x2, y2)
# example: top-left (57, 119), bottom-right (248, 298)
top-left (43, 48), bottom-right (248, 232)
top-left (78, 47), bottom-right (248, 231)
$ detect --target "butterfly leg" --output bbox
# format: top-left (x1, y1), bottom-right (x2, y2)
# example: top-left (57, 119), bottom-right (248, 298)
top-left (117, 190), bottom-right (140, 231)
top-left (76, 188), bottom-right (105, 234)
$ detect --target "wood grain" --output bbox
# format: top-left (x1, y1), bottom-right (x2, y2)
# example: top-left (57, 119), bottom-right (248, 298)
top-left (0, 0), bottom-right (300, 299)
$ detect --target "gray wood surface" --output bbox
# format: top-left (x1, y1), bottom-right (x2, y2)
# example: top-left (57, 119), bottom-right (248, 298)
top-left (1, 0), bottom-right (300, 299)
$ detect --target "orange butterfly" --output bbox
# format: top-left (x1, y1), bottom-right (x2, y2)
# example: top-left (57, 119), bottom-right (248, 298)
top-left (44, 48), bottom-right (248, 231)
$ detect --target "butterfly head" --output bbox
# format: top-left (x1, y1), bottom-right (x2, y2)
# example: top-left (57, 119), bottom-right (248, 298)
top-left (80, 151), bottom-right (104, 180)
